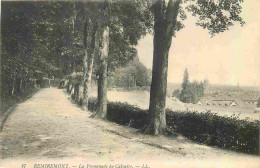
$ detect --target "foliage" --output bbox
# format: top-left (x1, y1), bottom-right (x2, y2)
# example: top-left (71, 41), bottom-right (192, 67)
top-left (189, 80), bottom-right (205, 103)
top-left (108, 58), bottom-right (151, 88)
top-left (184, 0), bottom-right (245, 36)
top-left (179, 69), bottom-right (204, 103)
top-left (166, 110), bottom-right (259, 155)
top-left (179, 68), bottom-right (192, 103)
top-left (1, 1), bottom-right (82, 97)
top-left (96, 0), bottom-right (154, 73)
top-left (172, 89), bottom-right (181, 98)
top-left (1, 1), bottom-right (151, 96)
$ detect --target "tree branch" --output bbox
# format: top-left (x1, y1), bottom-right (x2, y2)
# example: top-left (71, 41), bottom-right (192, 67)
top-left (165, 0), bottom-right (181, 35)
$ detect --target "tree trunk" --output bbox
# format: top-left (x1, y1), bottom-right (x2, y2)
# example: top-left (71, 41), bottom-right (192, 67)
top-left (82, 20), bottom-right (90, 110)
top-left (82, 20), bottom-right (99, 110)
top-left (144, 0), bottom-right (181, 135)
top-left (82, 55), bottom-right (88, 108)
top-left (97, 25), bottom-right (109, 118)
top-left (96, 1), bottom-right (109, 118)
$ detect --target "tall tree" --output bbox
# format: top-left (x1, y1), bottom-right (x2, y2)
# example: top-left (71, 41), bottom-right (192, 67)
top-left (144, 0), bottom-right (245, 135)
top-left (82, 18), bottom-right (99, 110)
top-left (96, 1), bottom-right (110, 118)
top-left (80, 1), bottom-right (151, 112)
top-left (94, 0), bottom-right (152, 118)
top-left (81, 2), bottom-right (103, 110)
top-left (180, 68), bottom-right (193, 103)
top-left (143, 0), bottom-right (181, 135)
top-left (82, 20), bottom-right (90, 109)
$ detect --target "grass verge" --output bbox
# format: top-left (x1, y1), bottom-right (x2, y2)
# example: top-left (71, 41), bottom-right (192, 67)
top-left (0, 87), bottom-right (39, 131)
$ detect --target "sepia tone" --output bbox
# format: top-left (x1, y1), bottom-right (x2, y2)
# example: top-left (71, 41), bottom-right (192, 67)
top-left (1, 0), bottom-right (260, 168)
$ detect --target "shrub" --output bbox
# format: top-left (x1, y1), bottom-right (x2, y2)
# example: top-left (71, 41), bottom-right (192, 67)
top-left (166, 110), bottom-right (260, 154)
top-left (172, 89), bottom-right (181, 98)
top-left (88, 98), bottom-right (148, 129)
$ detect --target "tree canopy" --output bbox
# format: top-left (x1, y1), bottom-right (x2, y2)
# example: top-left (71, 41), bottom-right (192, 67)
top-left (1, 1), bottom-right (151, 95)
top-left (108, 57), bottom-right (151, 88)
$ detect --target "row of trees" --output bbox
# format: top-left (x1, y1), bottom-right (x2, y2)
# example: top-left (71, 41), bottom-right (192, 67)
top-left (78, 1), bottom-right (153, 117)
top-left (2, 1), bottom-right (151, 114)
top-left (1, 2), bottom-right (84, 96)
top-left (2, 0), bottom-right (245, 135)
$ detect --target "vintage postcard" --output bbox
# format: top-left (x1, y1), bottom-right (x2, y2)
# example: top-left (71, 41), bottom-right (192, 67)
top-left (1, 0), bottom-right (260, 168)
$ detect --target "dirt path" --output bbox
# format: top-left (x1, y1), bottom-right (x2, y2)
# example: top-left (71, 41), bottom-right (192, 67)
top-left (0, 88), bottom-right (259, 168)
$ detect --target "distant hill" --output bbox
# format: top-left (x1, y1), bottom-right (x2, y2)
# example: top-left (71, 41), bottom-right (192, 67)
top-left (206, 84), bottom-right (260, 92)
top-left (167, 82), bottom-right (260, 95)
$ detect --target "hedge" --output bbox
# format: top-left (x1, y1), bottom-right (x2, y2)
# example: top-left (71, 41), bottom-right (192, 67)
top-left (88, 98), bottom-right (148, 129)
top-left (166, 110), bottom-right (260, 155)
top-left (87, 98), bottom-right (259, 155)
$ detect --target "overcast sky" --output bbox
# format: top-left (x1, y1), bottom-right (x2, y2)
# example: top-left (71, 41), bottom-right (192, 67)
top-left (137, 1), bottom-right (260, 87)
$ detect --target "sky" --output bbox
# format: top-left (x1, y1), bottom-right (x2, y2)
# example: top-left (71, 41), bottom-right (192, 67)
top-left (136, 1), bottom-right (260, 87)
